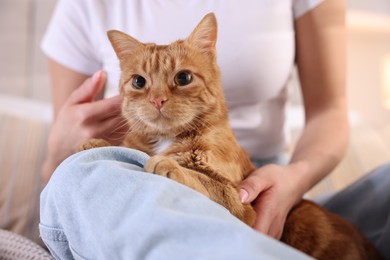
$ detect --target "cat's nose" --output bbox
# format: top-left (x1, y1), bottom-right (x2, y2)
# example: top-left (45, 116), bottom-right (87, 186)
top-left (150, 97), bottom-right (167, 110)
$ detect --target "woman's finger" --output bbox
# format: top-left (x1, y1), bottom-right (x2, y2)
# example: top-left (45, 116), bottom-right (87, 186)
top-left (97, 115), bottom-right (129, 145)
top-left (77, 95), bottom-right (122, 122)
top-left (251, 190), bottom-right (285, 239)
top-left (239, 170), bottom-right (270, 204)
top-left (66, 70), bottom-right (106, 105)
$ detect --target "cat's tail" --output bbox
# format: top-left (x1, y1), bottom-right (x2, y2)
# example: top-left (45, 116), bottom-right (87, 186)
top-left (242, 204), bottom-right (256, 227)
top-left (360, 235), bottom-right (384, 260)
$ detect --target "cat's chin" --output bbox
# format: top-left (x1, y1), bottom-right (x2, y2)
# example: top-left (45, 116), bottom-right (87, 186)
top-left (142, 116), bottom-right (196, 137)
top-left (146, 120), bottom-right (184, 136)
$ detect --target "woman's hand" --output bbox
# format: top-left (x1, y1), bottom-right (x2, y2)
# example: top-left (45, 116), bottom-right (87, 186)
top-left (239, 164), bottom-right (305, 240)
top-left (42, 71), bottom-right (128, 182)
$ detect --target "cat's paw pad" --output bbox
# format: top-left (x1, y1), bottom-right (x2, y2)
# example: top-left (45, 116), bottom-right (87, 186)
top-left (145, 155), bottom-right (181, 179)
top-left (77, 138), bottom-right (111, 152)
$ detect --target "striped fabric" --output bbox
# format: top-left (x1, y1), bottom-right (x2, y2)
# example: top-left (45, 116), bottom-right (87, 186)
top-left (0, 229), bottom-right (52, 259)
top-left (0, 112), bottom-right (49, 247)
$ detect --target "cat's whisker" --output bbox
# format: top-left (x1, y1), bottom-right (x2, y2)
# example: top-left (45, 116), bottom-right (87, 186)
top-left (105, 122), bottom-right (141, 142)
top-left (126, 118), bottom-right (146, 135)
top-left (112, 119), bottom-right (130, 132)
top-left (190, 114), bottom-right (215, 132)
top-left (103, 110), bottom-right (123, 119)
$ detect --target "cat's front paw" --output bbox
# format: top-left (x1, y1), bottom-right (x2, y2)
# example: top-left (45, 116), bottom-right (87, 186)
top-left (77, 138), bottom-right (111, 152)
top-left (145, 155), bottom-right (182, 179)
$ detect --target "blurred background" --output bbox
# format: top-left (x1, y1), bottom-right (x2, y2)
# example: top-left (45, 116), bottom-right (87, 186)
top-left (0, 0), bottom-right (389, 201)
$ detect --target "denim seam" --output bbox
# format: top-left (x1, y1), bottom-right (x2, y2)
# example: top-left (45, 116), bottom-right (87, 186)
top-left (39, 223), bottom-right (68, 242)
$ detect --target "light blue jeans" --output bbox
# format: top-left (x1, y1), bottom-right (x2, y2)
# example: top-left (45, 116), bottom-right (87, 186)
top-left (39, 147), bottom-right (390, 259)
top-left (39, 147), bottom-right (311, 260)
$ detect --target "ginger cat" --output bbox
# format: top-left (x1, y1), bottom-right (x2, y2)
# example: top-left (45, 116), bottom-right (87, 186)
top-left (79, 13), bottom-right (382, 260)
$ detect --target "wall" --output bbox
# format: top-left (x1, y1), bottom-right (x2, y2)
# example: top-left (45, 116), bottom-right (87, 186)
top-left (348, 0), bottom-right (390, 15)
top-left (347, 0), bottom-right (390, 127)
top-left (347, 31), bottom-right (390, 127)
top-left (0, 0), bottom-right (55, 102)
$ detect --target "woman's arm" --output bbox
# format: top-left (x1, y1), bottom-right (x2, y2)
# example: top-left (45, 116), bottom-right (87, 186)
top-left (42, 59), bottom-right (126, 182)
top-left (291, 0), bottom-right (348, 190)
top-left (239, 0), bottom-right (348, 239)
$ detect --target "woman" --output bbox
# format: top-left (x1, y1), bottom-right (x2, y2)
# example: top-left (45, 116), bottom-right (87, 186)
top-left (41, 0), bottom-right (348, 240)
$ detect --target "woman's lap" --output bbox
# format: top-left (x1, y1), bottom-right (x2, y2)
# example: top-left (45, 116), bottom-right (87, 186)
top-left (40, 147), bottom-right (390, 259)
top-left (39, 147), bottom-right (310, 259)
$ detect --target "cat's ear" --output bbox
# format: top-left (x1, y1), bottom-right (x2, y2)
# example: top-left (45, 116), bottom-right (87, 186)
top-left (107, 30), bottom-right (142, 60)
top-left (187, 13), bottom-right (217, 53)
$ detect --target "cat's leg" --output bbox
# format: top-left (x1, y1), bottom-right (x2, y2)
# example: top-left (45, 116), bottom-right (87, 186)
top-left (145, 155), bottom-right (256, 226)
top-left (145, 155), bottom-right (211, 196)
top-left (77, 138), bottom-right (112, 152)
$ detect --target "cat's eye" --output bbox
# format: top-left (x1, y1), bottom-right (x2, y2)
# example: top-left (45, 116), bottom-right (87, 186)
top-left (132, 75), bottom-right (146, 89)
top-left (174, 71), bottom-right (193, 86)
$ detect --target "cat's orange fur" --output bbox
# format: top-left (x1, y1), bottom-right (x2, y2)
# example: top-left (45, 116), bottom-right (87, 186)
top-left (79, 13), bottom-right (382, 260)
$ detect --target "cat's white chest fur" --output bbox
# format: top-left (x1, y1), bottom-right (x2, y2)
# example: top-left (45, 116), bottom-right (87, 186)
top-left (153, 138), bottom-right (173, 154)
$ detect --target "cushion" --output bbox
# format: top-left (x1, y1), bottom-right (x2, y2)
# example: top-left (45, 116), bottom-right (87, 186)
top-left (0, 229), bottom-right (52, 260)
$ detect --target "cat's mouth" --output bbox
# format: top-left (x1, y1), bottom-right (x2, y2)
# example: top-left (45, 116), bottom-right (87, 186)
top-left (142, 109), bottom-right (174, 128)
top-left (144, 109), bottom-right (196, 134)
top-left (153, 111), bottom-right (170, 122)
top-left (130, 103), bottom-right (197, 134)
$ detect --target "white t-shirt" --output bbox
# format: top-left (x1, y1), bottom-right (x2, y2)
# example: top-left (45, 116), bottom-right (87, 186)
top-left (42, 0), bottom-right (324, 159)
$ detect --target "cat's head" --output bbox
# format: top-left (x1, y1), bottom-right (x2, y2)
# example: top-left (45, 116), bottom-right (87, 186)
top-left (108, 13), bottom-right (226, 137)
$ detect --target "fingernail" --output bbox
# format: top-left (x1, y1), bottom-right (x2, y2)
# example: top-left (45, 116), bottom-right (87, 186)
top-left (92, 71), bottom-right (101, 83)
top-left (239, 189), bottom-right (248, 203)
